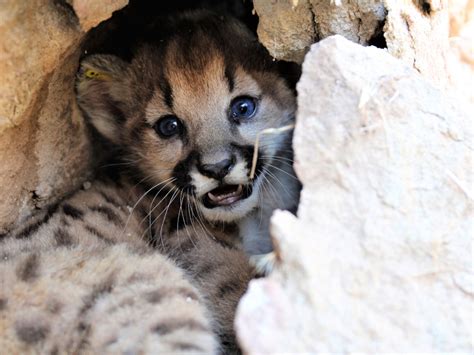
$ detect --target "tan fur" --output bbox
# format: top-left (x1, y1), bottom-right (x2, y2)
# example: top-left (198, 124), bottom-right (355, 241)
top-left (1, 11), bottom-right (299, 355)
top-left (0, 178), bottom-right (254, 353)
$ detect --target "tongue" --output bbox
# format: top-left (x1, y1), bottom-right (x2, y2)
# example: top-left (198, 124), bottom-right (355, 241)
top-left (207, 185), bottom-right (243, 206)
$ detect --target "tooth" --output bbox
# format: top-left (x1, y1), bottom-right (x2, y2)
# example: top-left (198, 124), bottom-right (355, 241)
top-left (207, 185), bottom-right (244, 205)
top-left (208, 192), bottom-right (219, 202)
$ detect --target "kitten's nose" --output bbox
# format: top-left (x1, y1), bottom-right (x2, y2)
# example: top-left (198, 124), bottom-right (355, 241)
top-left (199, 158), bottom-right (234, 180)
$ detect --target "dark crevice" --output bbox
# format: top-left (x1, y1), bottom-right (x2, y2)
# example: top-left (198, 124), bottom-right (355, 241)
top-left (368, 19), bottom-right (387, 49)
top-left (30, 190), bottom-right (42, 210)
top-left (308, 2), bottom-right (318, 41)
top-left (82, 0), bottom-right (258, 60)
top-left (414, 0), bottom-right (432, 16)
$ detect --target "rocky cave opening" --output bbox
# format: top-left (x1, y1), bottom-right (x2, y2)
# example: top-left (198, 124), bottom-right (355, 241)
top-left (72, 0), bottom-right (305, 234)
top-left (81, 0), bottom-right (259, 63)
top-left (0, 1), bottom-right (471, 352)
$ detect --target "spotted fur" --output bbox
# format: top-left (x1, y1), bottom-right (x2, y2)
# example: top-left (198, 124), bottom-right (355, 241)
top-left (0, 10), bottom-right (298, 354)
top-left (77, 10), bottom-right (300, 254)
top-left (0, 178), bottom-right (254, 353)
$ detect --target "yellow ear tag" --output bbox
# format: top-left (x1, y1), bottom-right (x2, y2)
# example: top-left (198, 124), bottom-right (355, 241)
top-left (84, 69), bottom-right (111, 81)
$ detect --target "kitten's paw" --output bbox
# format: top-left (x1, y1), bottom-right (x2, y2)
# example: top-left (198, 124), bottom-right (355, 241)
top-left (249, 252), bottom-right (276, 276)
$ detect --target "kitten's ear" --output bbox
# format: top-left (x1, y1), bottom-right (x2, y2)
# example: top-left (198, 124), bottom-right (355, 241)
top-left (76, 54), bottom-right (129, 144)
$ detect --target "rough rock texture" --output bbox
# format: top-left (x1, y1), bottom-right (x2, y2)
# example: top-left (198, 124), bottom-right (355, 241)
top-left (0, 0), bottom-right (128, 233)
top-left (252, 0), bottom-right (316, 63)
top-left (447, 0), bottom-right (474, 106)
top-left (254, 0), bottom-right (452, 89)
top-left (236, 36), bottom-right (472, 353)
top-left (0, 1), bottom-right (471, 352)
top-left (384, 0), bottom-right (450, 89)
top-left (67, 0), bottom-right (129, 31)
top-left (311, 0), bottom-right (386, 44)
top-left (253, 0), bottom-right (385, 64)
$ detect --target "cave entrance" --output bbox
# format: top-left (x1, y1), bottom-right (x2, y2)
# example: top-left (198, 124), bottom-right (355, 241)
top-left (82, 0), bottom-right (258, 61)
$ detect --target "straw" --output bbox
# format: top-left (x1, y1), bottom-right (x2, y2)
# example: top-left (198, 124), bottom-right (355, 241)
top-left (249, 124), bottom-right (295, 179)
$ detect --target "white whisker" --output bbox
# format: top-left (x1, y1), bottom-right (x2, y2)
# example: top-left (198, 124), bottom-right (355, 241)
top-left (120, 177), bottom-right (174, 239)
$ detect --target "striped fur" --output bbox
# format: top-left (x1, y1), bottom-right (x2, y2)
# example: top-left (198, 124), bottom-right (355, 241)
top-left (0, 11), bottom-right (298, 354)
top-left (0, 178), bottom-right (254, 353)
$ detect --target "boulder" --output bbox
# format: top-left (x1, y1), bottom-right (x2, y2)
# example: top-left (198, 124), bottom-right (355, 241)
top-left (254, 0), bottom-right (452, 90)
top-left (0, 0), bottom-right (127, 233)
top-left (447, 0), bottom-right (474, 107)
top-left (253, 0), bottom-right (386, 64)
top-left (67, 0), bottom-right (128, 31)
top-left (252, 0), bottom-right (316, 63)
top-left (0, 2), bottom-right (472, 351)
top-left (235, 35), bottom-right (472, 353)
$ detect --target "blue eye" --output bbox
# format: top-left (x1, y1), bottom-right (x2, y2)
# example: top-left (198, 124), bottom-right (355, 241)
top-left (230, 96), bottom-right (257, 121)
top-left (154, 115), bottom-right (182, 138)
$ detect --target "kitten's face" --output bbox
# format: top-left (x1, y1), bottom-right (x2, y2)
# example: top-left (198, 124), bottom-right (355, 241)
top-left (77, 13), bottom-right (296, 222)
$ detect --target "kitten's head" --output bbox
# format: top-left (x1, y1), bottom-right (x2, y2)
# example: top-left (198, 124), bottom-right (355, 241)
top-left (76, 11), bottom-right (296, 222)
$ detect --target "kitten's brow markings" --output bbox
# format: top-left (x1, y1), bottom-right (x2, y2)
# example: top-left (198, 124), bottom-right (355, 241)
top-left (224, 64), bottom-right (235, 92)
top-left (159, 74), bottom-right (174, 109)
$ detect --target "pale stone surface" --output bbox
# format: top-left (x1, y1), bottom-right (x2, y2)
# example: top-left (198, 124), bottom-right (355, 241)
top-left (255, 0), bottom-right (474, 115)
top-left (447, 0), bottom-right (474, 107)
top-left (254, 1), bottom-right (455, 90)
top-left (0, 0), bottom-right (127, 233)
top-left (236, 36), bottom-right (473, 353)
top-left (68, 0), bottom-right (128, 31)
top-left (384, 0), bottom-right (450, 89)
top-left (0, 1), bottom-right (471, 352)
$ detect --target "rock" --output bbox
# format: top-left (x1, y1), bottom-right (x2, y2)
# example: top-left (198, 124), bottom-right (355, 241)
top-left (384, 0), bottom-right (450, 89)
top-left (310, 0), bottom-right (386, 44)
top-left (0, 0), bottom-right (127, 233)
top-left (253, 0), bottom-right (316, 63)
top-left (68, 0), bottom-right (128, 32)
top-left (254, 0), bottom-right (473, 117)
top-left (446, 0), bottom-right (474, 107)
top-left (253, 0), bottom-right (386, 63)
top-left (0, 1), bottom-right (471, 351)
top-left (254, 0), bottom-right (452, 90)
top-left (235, 36), bottom-right (472, 353)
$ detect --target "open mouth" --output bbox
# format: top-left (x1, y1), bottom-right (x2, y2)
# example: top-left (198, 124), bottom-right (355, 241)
top-left (203, 184), bottom-right (253, 208)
